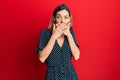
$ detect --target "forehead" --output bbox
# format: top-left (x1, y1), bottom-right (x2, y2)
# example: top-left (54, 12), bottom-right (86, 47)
top-left (56, 9), bottom-right (69, 16)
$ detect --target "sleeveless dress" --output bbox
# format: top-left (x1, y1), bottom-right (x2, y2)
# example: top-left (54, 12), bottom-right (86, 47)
top-left (36, 29), bottom-right (79, 80)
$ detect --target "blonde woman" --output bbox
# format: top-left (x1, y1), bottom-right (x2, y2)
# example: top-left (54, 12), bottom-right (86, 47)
top-left (36, 4), bottom-right (80, 80)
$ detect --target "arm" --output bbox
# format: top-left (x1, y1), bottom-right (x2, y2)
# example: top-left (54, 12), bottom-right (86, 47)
top-left (67, 32), bottom-right (80, 60)
top-left (38, 35), bottom-right (56, 63)
top-left (62, 22), bottom-right (80, 60)
top-left (38, 24), bottom-right (64, 63)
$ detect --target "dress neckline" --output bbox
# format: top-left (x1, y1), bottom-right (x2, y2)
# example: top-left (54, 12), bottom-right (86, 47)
top-left (56, 36), bottom-right (65, 49)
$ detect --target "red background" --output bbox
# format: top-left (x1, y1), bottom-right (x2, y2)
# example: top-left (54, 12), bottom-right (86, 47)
top-left (0, 0), bottom-right (120, 80)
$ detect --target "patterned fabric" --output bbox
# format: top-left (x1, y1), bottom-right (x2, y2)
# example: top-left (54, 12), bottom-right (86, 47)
top-left (36, 29), bottom-right (79, 80)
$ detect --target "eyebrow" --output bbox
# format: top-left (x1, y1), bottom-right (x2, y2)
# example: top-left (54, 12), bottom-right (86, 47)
top-left (56, 14), bottom-right (69, 17)
top-left (56, 14), bottom-right (61, 16)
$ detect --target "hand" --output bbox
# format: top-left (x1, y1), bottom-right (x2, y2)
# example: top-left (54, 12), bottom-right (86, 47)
top-left (52, 23), bottom-right (65, 39)
top-left (63, 22), bottom-right (71, 36)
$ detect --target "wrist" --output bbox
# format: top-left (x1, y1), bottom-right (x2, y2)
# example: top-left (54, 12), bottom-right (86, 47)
top-left (66, 32), bottom-right (71, 37)
top-left (51, 35), bottom-right (57, 40)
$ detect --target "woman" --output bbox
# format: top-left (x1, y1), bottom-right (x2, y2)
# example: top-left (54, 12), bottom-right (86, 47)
top-left (36, 4), bottom-right (80, 80)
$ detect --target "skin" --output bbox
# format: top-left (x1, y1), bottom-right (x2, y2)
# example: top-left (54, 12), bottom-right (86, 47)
top-left (38, 9), bottom-right (80, 63)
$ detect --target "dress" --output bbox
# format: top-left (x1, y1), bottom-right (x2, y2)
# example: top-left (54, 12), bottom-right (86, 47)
top-left (36, 28), bottom-right (79, 80)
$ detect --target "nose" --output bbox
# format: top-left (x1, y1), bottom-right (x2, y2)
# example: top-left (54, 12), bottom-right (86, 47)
top-left (61, 18), bottom-right (65, 23)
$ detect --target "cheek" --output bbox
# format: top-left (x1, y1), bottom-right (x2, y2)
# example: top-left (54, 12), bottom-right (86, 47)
top-left (55, 19), bottom-right (61, 23)
top-left (64, 19), bottom-right (70, 23)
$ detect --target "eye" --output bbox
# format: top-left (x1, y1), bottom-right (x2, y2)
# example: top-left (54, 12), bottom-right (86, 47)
top-left (65, 16), bottom-right (69, 20)
top-left (56, 15), bottom-right (61, 19)
top-left (56, 16), bottom-right (60, 19)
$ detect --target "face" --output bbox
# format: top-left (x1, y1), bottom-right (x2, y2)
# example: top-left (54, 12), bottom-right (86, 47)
top-left (55, 9), bottom-right (70, 24)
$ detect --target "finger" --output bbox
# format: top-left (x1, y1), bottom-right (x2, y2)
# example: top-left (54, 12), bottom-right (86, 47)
top-left (65, 22), bottom-right (70, 29)
top-left (55, 23), bottom-right (61, 27)
top-left (59, 23), bottom-right (66, 30)
top-left (62, 23), bottom-right (69, 31)
top-left (56, 23), bottom-right (62, 30)
top-left (68, 22), bottom-right (71, 26)
top-left (55, 24), bottom-right (58, 28)
top-left (61, 26), bottom-right (66, 31)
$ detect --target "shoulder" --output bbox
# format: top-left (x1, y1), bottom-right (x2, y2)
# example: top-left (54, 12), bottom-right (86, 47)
top-left (40, 29), bottom-right (52, 39)
top-left (40, 29), bottom-right (52, 36)
top-left (41, 29), bottom-right (51, 34)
